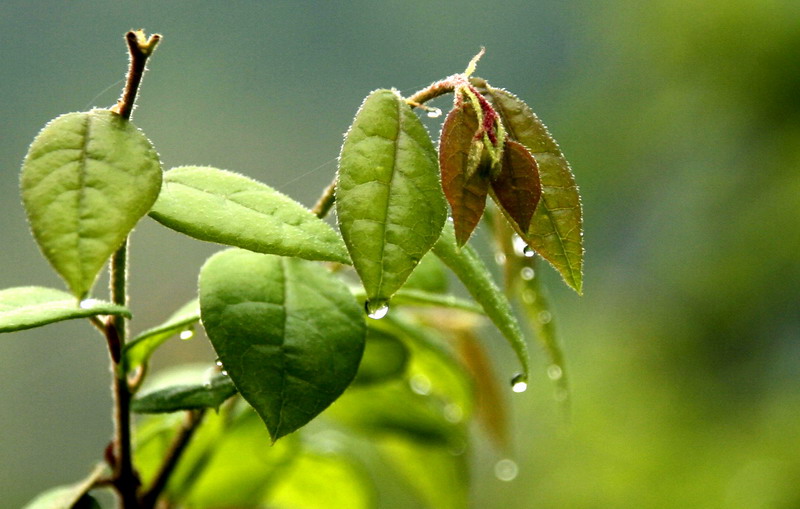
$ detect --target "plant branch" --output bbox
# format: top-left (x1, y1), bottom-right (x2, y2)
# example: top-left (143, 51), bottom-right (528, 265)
top-left (105, 30), bottom-right (160, 509)
top-left (311, 179), bottom-right (337, 219)
top-left (139, 410), bottom-right (206, 509)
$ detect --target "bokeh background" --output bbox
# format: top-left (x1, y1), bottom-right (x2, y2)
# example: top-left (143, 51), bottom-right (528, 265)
top-left (2, 1), bottom-right (799, 507)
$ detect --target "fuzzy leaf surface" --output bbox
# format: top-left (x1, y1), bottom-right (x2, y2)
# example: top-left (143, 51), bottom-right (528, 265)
top-left (337, 89), bottom-right (447, 305)
top-left (21, 110), bottom-right (162, 298)
top-left (432, 222), bottom-right (530, 381)
top-left (490, 140), bottom-right (541, 233)
top-left (475, 81), bottom-right (584, 293)
top-left (0, 286), bottom-right (130, 333)
top-left (199, 249), bottom-right (365, 440)
top-left (150, 166), bottom-right (349, 263)
top-left (439, 103), bottom-right (490, 246)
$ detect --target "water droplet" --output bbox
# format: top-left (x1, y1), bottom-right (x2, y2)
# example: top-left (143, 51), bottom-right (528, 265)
top-left (537, 310), bottom-right (552, 324)
top-left (443, 403), bottom-right (463, 423)
top-left (522, 245), bottom-right (535, 258)
top-left (409, 374), bottom-right (432, 395)
top-left (365, 300), bottom-right (389, 319)
top-left (494, 458), bottom-right (519, 482)
top-left (220, 370), bottom-right (228, 376)
top-left (215, 359), bottom-right (223, 368)
top-left (79, 298), bottom-right (100, 309)
top-left (510, 373), bottom-right (528, 393)
top-left (547, 364), bottom-right (563, 380)
top-left (494, 253), bottom-right (507, 265)
top-left (512, 235), bottom-right (527, 256)
top-left (179, 328), bottom-right (194, 340)
top-left (520, 267), bottom-right (535, 280)
top-left (426, 107), bottom-right (443, 118)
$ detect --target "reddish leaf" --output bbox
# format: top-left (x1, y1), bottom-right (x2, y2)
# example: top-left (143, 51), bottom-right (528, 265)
top-left (490, 140), bottom-right (541, 233)
top-left (439, 104), bottom-right (491, 246)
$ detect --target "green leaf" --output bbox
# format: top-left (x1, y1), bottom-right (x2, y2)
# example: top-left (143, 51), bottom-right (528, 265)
top-left (432, 222), bottom-right (530, 383)
top-left (22, 464), bottom-right (106, 509)
top-left (402, 252), bottom-right (449, 293)
top-left (336, 89), bottom-right (447, 306)
top-left (266, 451), bottom-right (376, 509)
top-left (378, 435), bottom-right (468, 509)
top-left (474, 80), bottom-right (584, 294)
top-left (149, 166), bottom-right (350, 263)
top-left (21, 109), bottom-right (162, 298)
top-left (490, 139), bottom-right (542, 233)
top-left (0, 286), bottom-right (130, 333)
top-left (439, 102), bottom-right (491, 246)
top-left (132, 373), bottom-right (236, 413)
top-left (123, 298), bottom-right (200, 371)
top-left (199, 248), bottom-right (366, 440)
top-left (352, 327), bottom-right (409, 386)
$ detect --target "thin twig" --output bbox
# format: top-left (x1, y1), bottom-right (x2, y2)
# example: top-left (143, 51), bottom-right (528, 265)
top-left (139, 410), bottom-right (206, 509)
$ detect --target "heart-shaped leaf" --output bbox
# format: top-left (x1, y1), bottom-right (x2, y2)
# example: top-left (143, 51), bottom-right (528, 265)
top-left (21, 109), bottom-right (162, 298)
top-left (473, 80), bottom-right (584, 294)
top-left (199, 249), bottom-right (366, 440)
top-left (0, 286), bottom-right (130, 333)
top-left (490, 140), bottom-right (542, 233)
top-left (336, 89), bottom-right (447, 308)
top-left (149, 166), bottom-right (349, 264)
top-left (439, 103), bottom-right (491, 246)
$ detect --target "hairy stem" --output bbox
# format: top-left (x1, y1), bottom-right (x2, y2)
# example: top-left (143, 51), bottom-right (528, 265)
top-left (312, 83), bottom-right (453, 220)
top-left (106, 30), bottom-right (161, 509)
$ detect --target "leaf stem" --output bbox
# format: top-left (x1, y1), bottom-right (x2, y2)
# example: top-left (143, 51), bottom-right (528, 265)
top-left (311, 178), bottom-right (337, 219)
top-left (139, 410), bottom-right (206, 509)
top-left (112, 30), bottom-right (161, 121)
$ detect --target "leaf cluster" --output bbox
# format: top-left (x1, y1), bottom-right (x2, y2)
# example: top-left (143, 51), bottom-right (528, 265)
top-left (4, 38), bottom-right (584, 508)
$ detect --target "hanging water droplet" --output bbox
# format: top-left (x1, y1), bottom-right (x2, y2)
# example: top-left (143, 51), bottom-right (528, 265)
top-left (494, 252), bottom-right (507, 265)
top-left (443, 403), bottom-right (464, 423)
top-left (220, 369), bottom-right (228, 376)
top-left (494, 458), bottom-right (519, 482)
top-left (547, 364), bottom-right (563, 380)
top-left (510, 373), bottom-right (528, 393)
top-left (215, 359), bottom-right (223, 368)
top-left (512, 235), bottom-right (527, 256)
top-left (522, 245), bottom-right (535, 258)
top-left (520, 267), bottom-right (535, 280)
top-left (179, 328), bottom-right (194, 340)
top-left (426, 107), bottom-right (443, 118)
top-left (79, 298), bottom-right (100, 309)
top-left (409, 373), bottom-right (432, 395)
top-left (538, 310), bottom-right (552, 324)
top-left (365, 300), bottom-right (389, 319)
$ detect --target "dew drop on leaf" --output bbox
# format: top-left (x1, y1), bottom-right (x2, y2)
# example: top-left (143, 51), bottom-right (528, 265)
top-left (547, 364), bottom-right (563, 380)
top-left (520, 267), bottom-right (535, 280)
top-left (510, 373), bottom-right (528, 393)
top-left (522, 245), bottom-right (535, 258)
top-left (512, 235), bottom-right (527, 257)
top-left (494, 253), bottom-right (507, 265)
top-left (179, 328), bottom-right (194, 340)
top-left (494, 458), bottom-right (519, 482)
top-left (79, 298), bottom-right (100, 309)
top-left (426, 107), bottom-right (443, 118)
top-left (365, 299), bottom-right (389, 319)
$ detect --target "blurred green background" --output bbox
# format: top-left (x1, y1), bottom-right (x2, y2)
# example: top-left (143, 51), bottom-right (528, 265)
top-left (2, 1), bottom-right (799, 507)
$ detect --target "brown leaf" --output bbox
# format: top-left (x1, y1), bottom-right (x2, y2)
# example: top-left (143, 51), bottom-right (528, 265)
top-left (439, 104), bottom-right (491, 246)
top-left (490, 140), bottom-right (541, 233)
